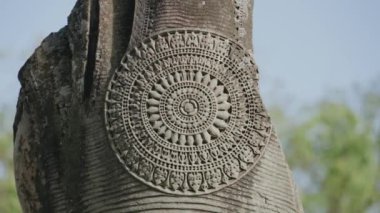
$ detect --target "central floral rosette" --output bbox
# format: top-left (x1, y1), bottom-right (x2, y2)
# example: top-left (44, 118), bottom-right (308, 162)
top-left (145, 71), bottom-right (230, 146)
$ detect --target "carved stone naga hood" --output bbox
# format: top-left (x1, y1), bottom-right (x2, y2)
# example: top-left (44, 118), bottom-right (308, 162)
top-left (14, 0), bottom-right (303, 212)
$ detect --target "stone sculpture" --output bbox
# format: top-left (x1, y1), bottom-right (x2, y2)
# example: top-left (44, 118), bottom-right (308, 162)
top-left (14, 0), bottom-right (303, 212)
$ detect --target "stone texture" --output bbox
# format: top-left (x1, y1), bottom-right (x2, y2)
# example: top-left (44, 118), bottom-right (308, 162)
top-left (14, 0), bottom-right (303, 212)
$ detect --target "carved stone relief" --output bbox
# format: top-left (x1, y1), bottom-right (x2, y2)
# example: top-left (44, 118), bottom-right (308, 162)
top-left (14, 1), bottom-right (304, 211)
top-left (105, 29), bottom-right (272, 195)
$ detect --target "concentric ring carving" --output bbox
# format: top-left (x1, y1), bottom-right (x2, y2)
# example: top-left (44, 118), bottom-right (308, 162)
top-left (105, 29), bottom-right (272, 195)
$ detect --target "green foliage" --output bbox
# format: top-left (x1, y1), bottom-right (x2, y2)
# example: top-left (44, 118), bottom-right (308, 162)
top-left (273, 89), bottom-right (380, 213)
top-left (0, 114), bottom-right (21, 213)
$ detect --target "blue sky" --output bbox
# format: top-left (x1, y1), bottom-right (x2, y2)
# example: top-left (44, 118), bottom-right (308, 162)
top-left (0, 0), bottom-right (379, 113)
top-left (255, 0), bottom-right (380, 108)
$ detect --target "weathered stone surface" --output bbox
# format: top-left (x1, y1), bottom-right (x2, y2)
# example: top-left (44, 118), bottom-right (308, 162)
top-left (14, 0), bottom-right (303, 212)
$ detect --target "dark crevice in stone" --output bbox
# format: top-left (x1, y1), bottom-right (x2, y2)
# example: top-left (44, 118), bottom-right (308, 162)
top-left (83, 0), bottom-right (100, 100)
top-left (110, 0), bottom-right (135, 76)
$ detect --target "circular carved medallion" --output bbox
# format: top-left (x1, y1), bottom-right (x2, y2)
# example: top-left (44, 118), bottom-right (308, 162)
top-left (105, 29), bottom-right (272, 195)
